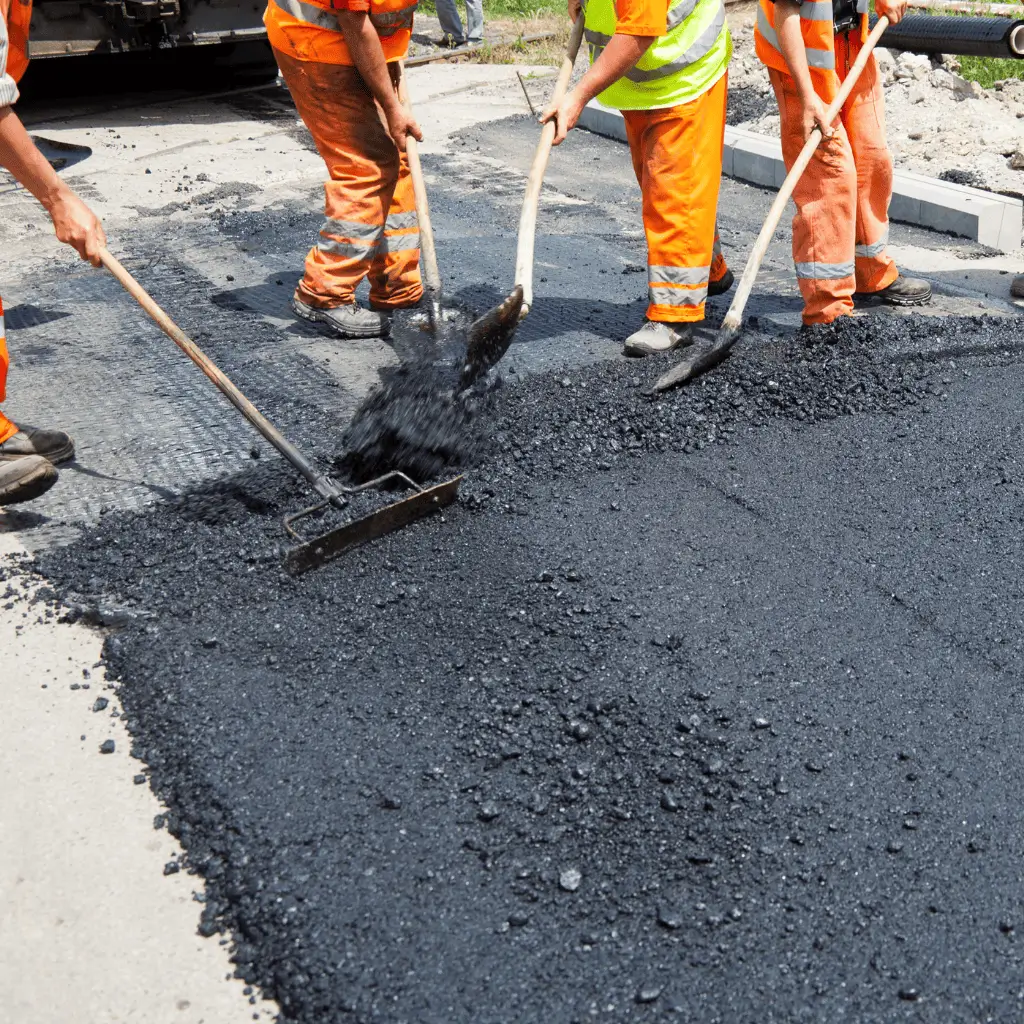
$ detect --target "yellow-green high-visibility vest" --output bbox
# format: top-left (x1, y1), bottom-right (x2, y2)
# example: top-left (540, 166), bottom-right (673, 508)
top-left (583, 0), bottom-right (732, 111)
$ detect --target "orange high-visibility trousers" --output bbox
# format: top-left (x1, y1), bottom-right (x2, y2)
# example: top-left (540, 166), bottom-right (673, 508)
top-left (622, 73), bottom-right (729, 324)
top-left (0, 297), bottom-right (17, 445)
top-left (768, 33), bottom-right (898, 325)
top-left (274, 50), bottom-right (422, 311)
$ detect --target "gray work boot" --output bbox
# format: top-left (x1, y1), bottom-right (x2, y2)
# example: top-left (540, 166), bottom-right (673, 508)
top-left (0, 425), bottom-right (76, 464)
top-left (623, 321), bottom-right (694, 358)
top-left (855, 274), bottom-right (932, 306)
top-left (1011, 275), bottom-right (1024, 299)
top-left (291, 296), bottom-right (391, 339)
top-left (0, 455), bottom-right (58, 506)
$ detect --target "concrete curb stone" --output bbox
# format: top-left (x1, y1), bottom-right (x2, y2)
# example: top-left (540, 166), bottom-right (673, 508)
top-left (579, 99), bottom-right (1024, 252)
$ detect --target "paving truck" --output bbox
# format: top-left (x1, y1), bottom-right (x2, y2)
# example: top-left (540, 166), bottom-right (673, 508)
top-left (27, 0), bottom-right (267, 59)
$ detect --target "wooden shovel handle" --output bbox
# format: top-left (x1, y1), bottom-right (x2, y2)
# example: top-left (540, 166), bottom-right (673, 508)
top-left (721, 16), bottom-right (890, 336)
top-left (398, 70), bottom-right (443, 302)
top-left (515, 14), bottom-right (587, 317)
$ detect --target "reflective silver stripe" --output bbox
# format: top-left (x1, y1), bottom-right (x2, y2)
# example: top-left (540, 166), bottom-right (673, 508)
top-left (380, 231), bottom-right (419, 254)
top-left (756, 5), bottom-right (835, 70)
top-left (386, 210), bottom-right (419, 231)
top-left (800, 0), bottom-right (832, 20)
top-left (795, 260), bottom-right (855, 279)
top-left (370, 6), bottom-right (415, 36)
top-left (0, 313), bottom-right (5, 338)
top-left (585, 27), bottom-right (611, 46)
top-left (318, 232), bottom-right (420, 259)
top-left (624, 0), bottom-right (725, 82)
top-left (856, 0), bottom-right (869, 12)
top-left (649, 284), bottom-right (708, 306)
top-left (649, 264), bottom-right (709, 286)
top-left (712, 235), bottom-right (722, 259)
top-left (321, 217), bottom-right (384, 244)
top-left (270, 0), bottom-right (338, 29)
top-left (855, 227), bottom-right (889, 259)
top-left (318, 238), bottom-right (379, 260)
top-left (0, 9), bottom-right (19, 107)
top-left (665, 0), bottom-right (700, 32)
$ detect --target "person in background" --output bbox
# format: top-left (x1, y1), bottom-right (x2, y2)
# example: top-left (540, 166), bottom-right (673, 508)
top-left (0, 0), bottom-right (106, 506)
top-left (754, 0), bottom-right (931, 326)
top-left (436, 0), bottom-right (484, 47)
top-left (543, 0), bottom-right (734, 357)
top-left (264, 0), bottom-right (423, 339)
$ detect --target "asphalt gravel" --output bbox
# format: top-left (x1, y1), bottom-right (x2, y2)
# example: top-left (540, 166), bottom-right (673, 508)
top-left (27, 309), bottom-right (1024, 1023)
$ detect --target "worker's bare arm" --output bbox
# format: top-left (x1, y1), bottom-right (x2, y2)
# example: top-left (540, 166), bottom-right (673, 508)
top-left (542, 32), bottom-right (656, 145)
top-left (336, 10), bottom-right (422, 150)
top-left (0, 106), bottom-right (106, 265)
top-left (774, 0), bottom-right (834, 142)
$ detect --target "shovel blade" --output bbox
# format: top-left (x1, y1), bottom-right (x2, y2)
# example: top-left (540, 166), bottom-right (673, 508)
top-left (650, 323), bottom-right (741, 394)
top-left (285, 476), bottom-right (462, 575)
top-left (460, 285), bottom-right (524, 389)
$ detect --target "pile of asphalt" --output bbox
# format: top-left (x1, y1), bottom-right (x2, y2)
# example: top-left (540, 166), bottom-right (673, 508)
top-left (31, 314), bottom-right (1024, 1022)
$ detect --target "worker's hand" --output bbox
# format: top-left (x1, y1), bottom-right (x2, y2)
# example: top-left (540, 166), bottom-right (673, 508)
top-left (386, 106), bottom-right (423, 152)
top-left (46, 190), bottom-right (107, 267)
top-left (541, 91), bottom-right (584, 146)
top-left (568, 0), bottom-right (582, 22)
top-left (874, 0), bottom-right (907, 25)
top-left (801, 95), bottom-right (836, 144)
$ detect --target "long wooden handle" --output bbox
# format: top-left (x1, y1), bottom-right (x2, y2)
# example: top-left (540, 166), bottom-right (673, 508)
top-left (721, 16), bottom-right (889, 336)
top-left (399, 70), bottom-right (443, 318)
top-left (515, 14), bottom-right (586, 317)
top-left (98, 248), bottom-right (338, 501)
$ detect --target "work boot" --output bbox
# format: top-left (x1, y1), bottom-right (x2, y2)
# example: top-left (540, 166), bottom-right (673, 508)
top-left (291, 296), bottom-right (391, 339)
top-left (623, 321), bottom-right (694, 357)
top-left (0, 455), bottom-right (58, 506)
top-left (855, 275), bottom-right (932, 306)
top-left (1011, 275), bottom-right (1024, 299)
top-left (708, 268), bottom-right (735, 297)
top-left (0, 425), bottom-right (76, 464)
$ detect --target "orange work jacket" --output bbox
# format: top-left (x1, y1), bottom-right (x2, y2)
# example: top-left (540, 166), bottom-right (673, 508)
top-left (1, 0), bottom-right (32, 94)
top-left (264, 0), bottom-right (417, 65)
top-left (754, 0), bottom-right (868, 102)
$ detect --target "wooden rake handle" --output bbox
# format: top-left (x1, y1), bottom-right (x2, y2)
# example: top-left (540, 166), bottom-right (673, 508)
top-left (398, 69), bottom-right (443, 307)
top-left (720, 16), bottom-right (890, 337)
top-left (515, 14), bottom-right (587, 318)
top-left (98, 248), bottom-right (338, 501)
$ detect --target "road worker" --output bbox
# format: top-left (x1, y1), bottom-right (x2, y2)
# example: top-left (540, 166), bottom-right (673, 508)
top-left (545, 0), bottom-right (734, 357)
top-left (264, 0), bottom-right (422, 339)
top-left (755, 0), bottom-right (931, 325)
top-left (0, 0), bottom-right (106, 506)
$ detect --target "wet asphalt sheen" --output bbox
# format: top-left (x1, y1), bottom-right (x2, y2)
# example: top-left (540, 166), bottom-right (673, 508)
top-left (27, 305), bottom-right (1024, 1023)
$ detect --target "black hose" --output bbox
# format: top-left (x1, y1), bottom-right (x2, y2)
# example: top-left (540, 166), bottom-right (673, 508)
top-left (873, 14), bottom-right (1024, 58)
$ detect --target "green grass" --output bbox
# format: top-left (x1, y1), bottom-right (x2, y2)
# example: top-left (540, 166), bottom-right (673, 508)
top-left (417, 0), bottom-right (562, 16)
top-left (956, 54), bottom-right (1024, 88)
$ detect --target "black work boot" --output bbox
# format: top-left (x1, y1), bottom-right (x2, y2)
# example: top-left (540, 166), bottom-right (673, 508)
top-left (0, 455), bottom-right (58, 506)
top-left (856, 275), bottom-right (932, 306)
top-left (708, 268), bottom-right (735, 297)
top-left (0, 425), bottom-right (76, 464)
top-left (291, 296), bottom-right (391, 339)
top-left (623, 321), bottom-right (694, 357)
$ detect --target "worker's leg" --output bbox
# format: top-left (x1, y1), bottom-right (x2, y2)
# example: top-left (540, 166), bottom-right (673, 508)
top-left (709, 227), bottom-right (733, 294)
top-left (769, 68), bottom-right (857, 325)
top-left (623, 74), bottom-right (727, 326)
top-left (367, 148), bottom-right (423, 310)
top-left (0, 298), bottom-right (64, 503)
top-left (0, 300), bottom-right (17, 446)
top-left (274, 50), bottom-right (398, 312)
top-left (836, 34), bottom-right (898, 294)
top-left (464, 0), bottom-right (484, 42)
top-left (434, 0), bottom-right (466, 44)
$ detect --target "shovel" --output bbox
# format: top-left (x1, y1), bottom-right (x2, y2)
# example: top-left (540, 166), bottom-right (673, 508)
top-left (460, 14), bottom-right (587, 385)
top-left (651, 16), bottom-right (890, 394)
top-left (99, 249), bottom-right (461, 575)
top-left (399, 68), bottom-right (444, 337)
